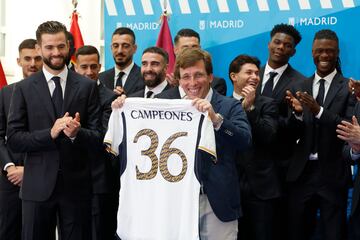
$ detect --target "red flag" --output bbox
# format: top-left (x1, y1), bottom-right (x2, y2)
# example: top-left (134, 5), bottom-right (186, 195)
top-left (69, 11), bottom-right (84, 65)
top-left (156, 15), bottom-right (175, 74)
top-left (0, 60), bottom-right (7, 89)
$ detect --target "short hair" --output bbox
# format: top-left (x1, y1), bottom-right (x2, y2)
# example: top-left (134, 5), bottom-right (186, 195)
top-left (112, 27), bottom-right (136, 44)
top-left (75, 45), bottom-right (100, 62)
top-left (228, 54), bottom-right (260, 80)
top-left (36, 21), bottom-right (67, 44)
top-left (174, 28), bottom-right (200, 45)
top-left (313, 29), bottom-right (339, 43)
top-left (313, 29), bottom-right (341, 74)
top-left (18, 39), bottom-right (37, 52)
top-left (174, 48), bottom-right (212, 80)
top-left (142, 46), bottom-right (169, 64)
top-left (270, 23), bottom-right (302, 46)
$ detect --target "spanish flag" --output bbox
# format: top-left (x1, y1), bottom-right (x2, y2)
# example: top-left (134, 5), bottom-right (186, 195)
top-left (0, 60), bottom-right (7, 89)
top-left (69, 11), bottom-right (84, 65)
top-left (156, 14), bottom-right (175, 74)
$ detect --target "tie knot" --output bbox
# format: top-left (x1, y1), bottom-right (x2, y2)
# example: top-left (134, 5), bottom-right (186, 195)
top-left (319, 79), bottom-right (325, 85)
top-left (118, 71), bottom-right (125, 79)
top-left (52, 76), bottom-right (61, 85)
top-left (269, 71), bottom-right (278, 78)
top-left (146, 90), bottom-right (153, 98)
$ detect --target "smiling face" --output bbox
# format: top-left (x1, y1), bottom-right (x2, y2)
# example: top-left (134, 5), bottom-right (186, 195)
top-left (230, 63), bottom-right (260, 95)
top-left (111, 34), bottom-right (137, 69)
top-left (17, 48), bottom-right (43, 78)
top-left (75, 53), bottom-right (101, 81)
top-left (37, 32), bottom-right (69, 74)
top-left (312, 38), bottom-right (339, 78)
top-left (179, 60), bottom-right (212, 99)
top-left (268, 32), bottom-right (296, 69)
top-left (141, 52), bottom-right (168, 88)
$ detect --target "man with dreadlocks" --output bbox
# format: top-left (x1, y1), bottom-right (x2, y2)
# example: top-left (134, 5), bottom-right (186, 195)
top-left (285, 29), bottom-right (355, 240)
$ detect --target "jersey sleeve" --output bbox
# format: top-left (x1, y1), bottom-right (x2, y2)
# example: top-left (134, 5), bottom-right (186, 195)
top-left (198, 114), bottom-right (217, 163)
top-left (104, 108), bottom-right (123, 156)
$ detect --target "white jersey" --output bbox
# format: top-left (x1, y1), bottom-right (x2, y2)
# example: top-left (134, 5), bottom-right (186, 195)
top-left (104, 98), bottom-right (216, 240)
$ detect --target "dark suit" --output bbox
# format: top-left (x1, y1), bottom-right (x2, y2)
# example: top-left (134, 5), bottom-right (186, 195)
top-left (129, 82), bottom-right (172, 98)
top-left (0, 84), bottom-right (24, 240)
top-left (157, 88), bottom-right (252, 222)
top-left (286, 73), bottom-right (354, 240)
top-left (236, 95), bottom-right (280, 240)
top-left (99, 64), bottom-right (144, 95)
top-left (7, 70), bottom-right (101, 240)
top-left (91, 83), bottom-right (118, 240)
top-left (257, 64), bottom-right (306, 240)
top-left (257, 64), bottom-right (306, 171)
top-left (341, 102), bottom-right (360, 240)
top-left (212, 76), bottom-right (227, 96)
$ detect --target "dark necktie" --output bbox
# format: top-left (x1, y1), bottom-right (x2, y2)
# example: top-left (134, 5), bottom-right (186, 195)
top-left (316, 79), bottom-right (325, 106)
top-left (311, 79), bottom-right (325, 154)
top-left (52, 76), bottom-right (63, 118)
top-left (115, 71), bottom-right (125, 87)
top-left (146, 91), bottom-right (153, 98)
top-left (262, 71), bottom-right (278, 97)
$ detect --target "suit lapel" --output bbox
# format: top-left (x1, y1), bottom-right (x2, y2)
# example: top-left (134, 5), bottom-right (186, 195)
top-left (63, 71), bottom-right (80, 112)
top-left (210, 91), bottom-right (222, 113)
top-left (33, 71), bottom-right (56, 121)
top-left (272, 65), bottom-right (293, 99)
top-left (124, 64), bottom-right (138, 93)
top-left (323, 73), bottom-right (343, 109)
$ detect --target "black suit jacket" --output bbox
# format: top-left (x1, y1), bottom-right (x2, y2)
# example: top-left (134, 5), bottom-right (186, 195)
top-left (257, 64), bottom-right (306, 170)
top-left (157, 88), bottom-right (252, 222)
top-left (212, 76), bottom-right (227, 96)
top-left (0, 84), bottom-right (25, 192)
top-left (342, 102), bottom-right (360, 215)
top-left (129, 82), bottom-right (172, 98)
top-left (287, 73), bottom-right (354, 204)
top-left (92, 83), bottom-right (117, 194)
top-left (236, 95), bottom-right (281, 200)
top-left (99, 64), bottom-right (144, 96)
top-left (7, 70), bottom-right (101, 201)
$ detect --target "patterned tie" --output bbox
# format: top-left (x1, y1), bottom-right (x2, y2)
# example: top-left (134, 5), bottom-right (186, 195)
top-left (51, 76), bottom-right (63, 118)
top-left (316, 79), bottom-right (325, 106)
top-left (146, 91), bottom-right (153, 98)
top-left (262, 71), bottom-right (278, 97)
top-left (115, 71), bottom-right (125, 87)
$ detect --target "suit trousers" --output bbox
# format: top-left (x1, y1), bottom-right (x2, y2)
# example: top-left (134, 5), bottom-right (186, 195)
top-left (287, 161), bottom-right (347, 240)
top-left (22, 172), bottom-right (91, 240)
top-left (92, 193), bottom-right (119, 240)
top-left (199, 194), bottom-right (238, 240)
top-left (0, 187), bottom-right (21, 240)
top-left (238, 177), bottom-right (274, 240)
top-left (350, 206), bottom-right (360, 240)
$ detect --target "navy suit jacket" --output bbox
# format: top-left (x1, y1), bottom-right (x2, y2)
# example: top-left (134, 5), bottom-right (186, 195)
top-left (157, 88), bottom-right (252, 221)
top-left (0, 83), bottom-right (25, 192)
top-left (7, 70), bottom-right (101, 201)
top-left (99, 64), bottom-right (144, 96)
top-left (287, 73), bottom-right (354, 204)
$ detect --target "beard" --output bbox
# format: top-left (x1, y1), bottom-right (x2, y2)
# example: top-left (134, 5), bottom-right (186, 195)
top-left (114, 54), bottom-right (132, 68)
top-left (43, 55), bottom-right (66, 71)
top-left (142, 71), bottom-right (164, 88)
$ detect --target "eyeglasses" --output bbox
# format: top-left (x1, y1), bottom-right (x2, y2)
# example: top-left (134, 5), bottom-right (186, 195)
top-left (180, 72), bottom-right (207, 81)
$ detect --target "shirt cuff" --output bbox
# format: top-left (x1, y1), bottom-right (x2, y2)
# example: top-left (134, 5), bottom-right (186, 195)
top-left (4, 162), bottom-right (15, 171)
top-left (350, 148), bottom-right (360, 161)
top-left (315, 107), bottom-right (323, 119)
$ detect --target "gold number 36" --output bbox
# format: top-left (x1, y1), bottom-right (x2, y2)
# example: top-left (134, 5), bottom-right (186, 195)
top-left (133, 129), bottom-right (188, 183)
